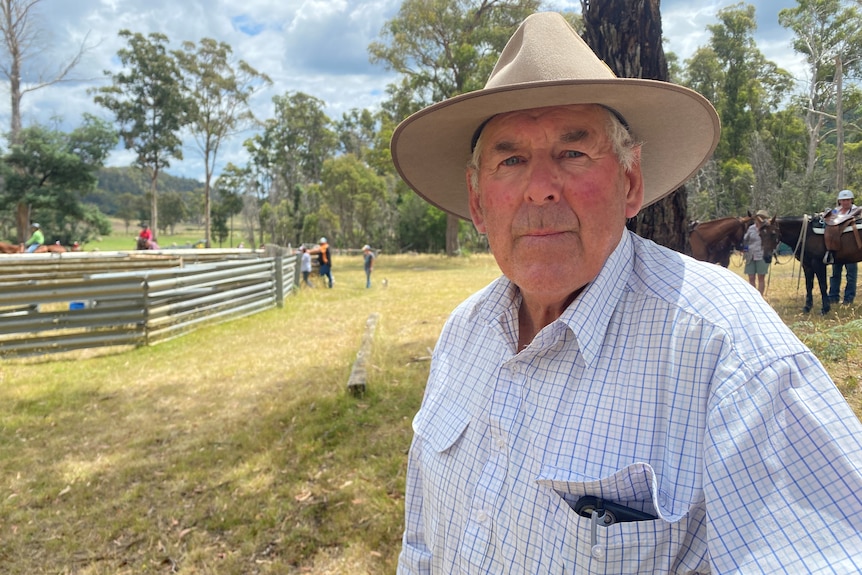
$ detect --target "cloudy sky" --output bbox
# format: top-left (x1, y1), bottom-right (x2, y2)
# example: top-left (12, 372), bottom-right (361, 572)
top-left (7, 0), bottom-right (807, 182)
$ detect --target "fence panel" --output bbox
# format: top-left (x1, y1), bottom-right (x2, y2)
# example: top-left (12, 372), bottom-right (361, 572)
top-left (0, 250), bottom-right (297, 358)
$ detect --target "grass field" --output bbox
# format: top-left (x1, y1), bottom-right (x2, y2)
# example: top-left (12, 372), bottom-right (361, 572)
top-left (83, 220), bottom-right (247, 252)
top-left (1, 252), bottom-right (860, 574)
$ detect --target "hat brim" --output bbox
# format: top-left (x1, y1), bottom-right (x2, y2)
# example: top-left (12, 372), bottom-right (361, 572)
top-left (391, 79), bottom-right (720, 221)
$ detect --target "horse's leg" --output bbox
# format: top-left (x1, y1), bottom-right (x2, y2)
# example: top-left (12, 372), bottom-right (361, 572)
top-left (815, 260), bottom-right (831, 315)
top-left (802, 262), bottom-right (814, 313)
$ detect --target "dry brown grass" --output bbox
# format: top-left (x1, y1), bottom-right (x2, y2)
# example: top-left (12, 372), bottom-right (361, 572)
top-left (0, 252), bottom-right (859, 574)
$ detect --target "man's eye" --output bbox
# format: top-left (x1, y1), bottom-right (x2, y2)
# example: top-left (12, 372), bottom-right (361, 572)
top-left (563, 150), bottom-right (584, 159)
top-left (502, 156), bottom-right (521, 166)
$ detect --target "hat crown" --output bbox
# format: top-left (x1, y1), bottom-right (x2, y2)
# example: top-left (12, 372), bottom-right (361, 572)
top-left (486, 12), bottom-right (616, 90)
top-left (838, 189), bottom-right (854, 200)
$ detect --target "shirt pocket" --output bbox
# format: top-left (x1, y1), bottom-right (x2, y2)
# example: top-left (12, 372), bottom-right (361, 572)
top-left (413, 396), bottom-right (489, 567)
top-left (536, 462), bottom-right (707, 574)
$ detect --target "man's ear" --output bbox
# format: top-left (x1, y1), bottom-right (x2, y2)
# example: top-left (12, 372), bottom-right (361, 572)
top-left (624, 148), bottom-right (644, 219)
top-left (467, 170), bottom-right (486, 233)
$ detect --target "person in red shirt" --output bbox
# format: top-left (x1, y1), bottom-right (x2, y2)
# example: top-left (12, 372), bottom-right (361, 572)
top-left (138, 224), bottom-right (154, 249)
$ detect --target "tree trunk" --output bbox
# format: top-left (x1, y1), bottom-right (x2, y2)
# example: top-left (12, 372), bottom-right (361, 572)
top-left (150, 169), bottom-right (159, 240)
top-left (581, 0), bottom-right (688, 253)
top-left (835, 55), bottom-right (844, 191)
top-left (446, 214), bottom-right (460, 256)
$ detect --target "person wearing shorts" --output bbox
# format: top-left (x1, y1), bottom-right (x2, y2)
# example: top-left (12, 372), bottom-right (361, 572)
top-left (743, 209), bottom-right (771, 295)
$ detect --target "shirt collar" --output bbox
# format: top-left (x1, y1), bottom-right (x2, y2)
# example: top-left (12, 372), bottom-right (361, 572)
top-left (469, 231), bottom-right (634, 366)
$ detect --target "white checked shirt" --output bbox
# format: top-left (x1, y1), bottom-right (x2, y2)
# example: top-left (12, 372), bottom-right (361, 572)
top-left (398, 230), bottom-right (862, 574)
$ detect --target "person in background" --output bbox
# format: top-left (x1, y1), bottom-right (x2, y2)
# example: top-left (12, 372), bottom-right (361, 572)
top-left (828, 189), bottom-right (857, 305)
top-left (24, 223), bottom-right (44, 253)
top-left (390, 12), bottom-right (862, 574)
top-left (362, 244), bottom-right (375, 288)
top-left (311, 237), bottom-right (333, 288)
top-left (139, 223), bottom-right (153, 244)
top-left (742, 209), bottom-right (772, 295)
top-left (299, 246), bottom-right (313, 287)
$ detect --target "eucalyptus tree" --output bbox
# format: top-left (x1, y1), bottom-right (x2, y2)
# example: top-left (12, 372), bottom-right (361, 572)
top-left (336, 108), bottom-right (377, 161)
top-left (0, 0), bottom-right (92, 239)
top-left (245, 91), bottom-right (337, 246)
top-left (318, 153), bottom-right (389, 248)
top-left (175, 37), bottom-right (271, 247)
top-left (779, 0), bottom-right (862, 186)
top-left (93, 30), bottom-right (190, 239)
top-left (216, 162), bottom-right (261, 248)
top-left (0, 0), bottom-right (90, 143)
top-left (369, 0), bottom-right (542, 256)
top-left (683, 3), bottom-right (793, 216)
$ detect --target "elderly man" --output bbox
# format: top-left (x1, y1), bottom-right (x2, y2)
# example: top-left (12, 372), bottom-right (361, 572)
top-left (391, 12), bottom-right (862, 574)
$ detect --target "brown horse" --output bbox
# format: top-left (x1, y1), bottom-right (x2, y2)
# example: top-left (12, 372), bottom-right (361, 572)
top-left (0, 241), bottom-right (67, 254)
top-left (136, 237), bottom-right (160, 250)
top-left (689, 216), bottom-right (753, 267)
top-left (775, 215), bottom-right (862, 315)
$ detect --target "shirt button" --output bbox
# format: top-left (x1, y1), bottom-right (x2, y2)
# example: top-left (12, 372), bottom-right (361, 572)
top-left (591, 544), bottom-right (605, 560)
top-left (510, 364), bottom-right (520, 374)
top-left (495, 437), bottom-right (506, 449)
top-left (475, 510), bottom-right (489, 523)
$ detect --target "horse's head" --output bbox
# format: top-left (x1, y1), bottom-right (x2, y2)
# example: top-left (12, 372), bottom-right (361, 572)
top-left (759, 217), bottom-right (781, 264)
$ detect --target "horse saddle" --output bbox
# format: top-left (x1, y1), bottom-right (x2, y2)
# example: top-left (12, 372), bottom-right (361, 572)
top-left (819, 207), bottom-right (862, 251)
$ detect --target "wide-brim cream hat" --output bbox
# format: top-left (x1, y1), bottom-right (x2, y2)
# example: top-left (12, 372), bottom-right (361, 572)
top-left (391, 11), bottom-right (720, 221)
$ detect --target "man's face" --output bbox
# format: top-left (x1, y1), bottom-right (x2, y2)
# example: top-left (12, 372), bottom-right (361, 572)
top-left (839, 198), bottom-right (853, 209)
top-left (467, 104), bottom-right (643, 306)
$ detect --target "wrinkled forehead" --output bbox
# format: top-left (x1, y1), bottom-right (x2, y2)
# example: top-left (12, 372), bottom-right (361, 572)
top-left (472, 104), bottom-right (613, 151)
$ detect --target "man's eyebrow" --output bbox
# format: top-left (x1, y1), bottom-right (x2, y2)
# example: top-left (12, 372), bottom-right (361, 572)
top-left (490, 140), bottom-right (518, 154)
top-left (560, 129), bottom-right (590, 143)
top-left (489, 129), bottom-right (592, 154)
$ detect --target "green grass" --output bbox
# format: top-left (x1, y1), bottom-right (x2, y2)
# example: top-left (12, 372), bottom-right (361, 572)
top-left (0, 252), bottom-right (859, 574)
top-left (83, 219), bottom-right (246, 252)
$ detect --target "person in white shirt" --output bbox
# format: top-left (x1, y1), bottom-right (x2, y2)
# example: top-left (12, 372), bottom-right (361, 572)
top-left (299, 246), bottom-right (313, 287)
top-left (742, 209), bottom-right (772, 295)
top-left (390, 12), bottom-right (862, 574)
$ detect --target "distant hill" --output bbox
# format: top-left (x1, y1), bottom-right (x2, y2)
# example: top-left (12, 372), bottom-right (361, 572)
top-left (83, 167), bottom-right (204, 217)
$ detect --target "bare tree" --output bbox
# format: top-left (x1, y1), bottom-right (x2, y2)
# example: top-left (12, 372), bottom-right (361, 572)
top-left (0, 0), bottom-right (91, 240)
top-left (0, 0), bottom-right (90, 143)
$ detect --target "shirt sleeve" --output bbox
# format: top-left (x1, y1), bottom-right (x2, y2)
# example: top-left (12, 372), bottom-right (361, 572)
top-left (397, 433), bottom-right (433, 575)
top-left (704, 352), bottom-right (862, 572)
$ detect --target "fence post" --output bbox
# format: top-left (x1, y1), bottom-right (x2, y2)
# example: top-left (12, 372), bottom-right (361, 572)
top-left (274, 252), bottom-right (284, 309)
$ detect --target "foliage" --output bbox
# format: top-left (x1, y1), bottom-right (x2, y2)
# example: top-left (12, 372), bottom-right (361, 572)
top-left (92, 29), bottom-right (191, 236)
top-left (0, 115), bottom-right (116, 243)
top-left (369, 0), bottom-right (541, 256)
top-left (6, 2), bottom-right (861, 254)
top-left (397, 192), bottom-right (448, 253)
top-left (174, 37), bottom-right (271, 247)
top-left (682, 3), bottom-right (794, 218)
top-left (317, 154), bottom-right (390, 248)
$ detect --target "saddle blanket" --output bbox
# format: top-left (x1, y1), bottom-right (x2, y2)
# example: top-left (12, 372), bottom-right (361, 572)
top-left (812, 218), bottom-right (862, 234)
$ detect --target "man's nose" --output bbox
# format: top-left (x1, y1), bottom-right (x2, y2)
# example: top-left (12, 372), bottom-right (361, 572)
top-left (524, 162), bottom-right (561, 204)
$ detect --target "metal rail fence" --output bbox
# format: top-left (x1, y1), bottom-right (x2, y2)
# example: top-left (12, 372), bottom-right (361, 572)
top-left (0, 248), bottom-right (297, 358)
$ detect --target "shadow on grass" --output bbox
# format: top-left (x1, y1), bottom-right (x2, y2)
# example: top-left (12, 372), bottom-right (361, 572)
top-left (0, 334), bottom-right (435, 574)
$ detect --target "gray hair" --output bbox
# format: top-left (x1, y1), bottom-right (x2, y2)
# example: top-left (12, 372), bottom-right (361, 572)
top-left (467, 106), bottom-right (641, 192)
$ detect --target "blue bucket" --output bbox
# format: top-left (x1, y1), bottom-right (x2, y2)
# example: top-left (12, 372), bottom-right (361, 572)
top-left (69, 302), bottom-right (86, 310)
